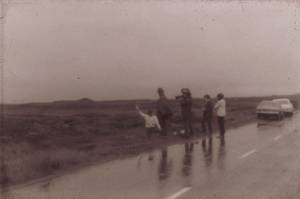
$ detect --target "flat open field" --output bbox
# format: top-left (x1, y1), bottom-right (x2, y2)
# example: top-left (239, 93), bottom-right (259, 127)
top-left (1, 95), bottom-right (300, 187)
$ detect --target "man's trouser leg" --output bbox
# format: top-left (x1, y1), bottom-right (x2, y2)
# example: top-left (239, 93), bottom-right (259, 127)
top-left (158, 116), bottom-right (165, 136)
top-left (207, 118), bottom-right (213, 137)
top-left (164, 118), bottom-right (169, 136)
top-left (183, 117), bottom-right (192, 137)
top-left (183, 114), bottom-right (193, 136)
top-left (160, 117), bottom-right (168, 136)
top-left (188, 119), bottom-right (194, 135)
top-left (202, 119), bottom-right (207, 133)
top-left (217, 117), bottom-right (225, 137)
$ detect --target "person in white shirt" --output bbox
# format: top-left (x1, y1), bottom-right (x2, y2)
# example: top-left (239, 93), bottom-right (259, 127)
top-left (136, 105), bottom-right (161, 139)
top-left (214, 93), bottom-right (226, 140)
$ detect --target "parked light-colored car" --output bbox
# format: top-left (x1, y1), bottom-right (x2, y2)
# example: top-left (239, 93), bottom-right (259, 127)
top-left (256, 100), bottom-right (284, 120)
top-left (272, 98), bottom-right (294, 116)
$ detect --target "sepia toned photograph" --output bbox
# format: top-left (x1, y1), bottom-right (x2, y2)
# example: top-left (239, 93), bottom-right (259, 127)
top-left (0, 0), bottom-right (300, 198)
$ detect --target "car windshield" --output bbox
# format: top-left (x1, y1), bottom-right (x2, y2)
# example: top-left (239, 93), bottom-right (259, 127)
top-left (257, 101), bottom-right (280, 110)
top-left (279, 101), bottom-right (289, 105)
top-left (273, 99), bottom-right (290, 105)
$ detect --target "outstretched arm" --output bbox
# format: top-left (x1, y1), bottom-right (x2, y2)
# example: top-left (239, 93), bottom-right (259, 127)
top-left (135, 105), bottom-right (140, 111)
top-left (136, 105), bottom-right (147, 119)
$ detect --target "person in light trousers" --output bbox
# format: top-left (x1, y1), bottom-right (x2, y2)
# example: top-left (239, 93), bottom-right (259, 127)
top-left (214, 93), bottom-right (226, 139)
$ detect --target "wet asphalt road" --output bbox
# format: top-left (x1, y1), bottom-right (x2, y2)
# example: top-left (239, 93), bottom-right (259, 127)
top-left (3, 113), bottom-right (300, 199)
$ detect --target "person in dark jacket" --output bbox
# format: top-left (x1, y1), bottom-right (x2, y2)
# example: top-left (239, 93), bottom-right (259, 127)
top-left (202, 94), bottom-right (213, 138)
top-left (176, 88), bottom-right (193, 137)
top-left (156, 88), bottom-right (173, 136)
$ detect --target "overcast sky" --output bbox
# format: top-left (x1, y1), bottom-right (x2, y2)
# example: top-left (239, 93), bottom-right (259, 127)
top-left (3, 0), bottom-right (300, 103)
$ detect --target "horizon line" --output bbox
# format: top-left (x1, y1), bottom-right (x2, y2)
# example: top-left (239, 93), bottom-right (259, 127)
top-left (2, 93), bottom-right (300, 106)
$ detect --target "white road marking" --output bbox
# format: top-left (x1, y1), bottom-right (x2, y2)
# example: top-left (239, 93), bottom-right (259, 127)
top-left (239, 149), bottom-right (257, 159)
top-left (273, 135), bottom-right (282, 141)
top-left (166, 187), bottom-right (192, 199)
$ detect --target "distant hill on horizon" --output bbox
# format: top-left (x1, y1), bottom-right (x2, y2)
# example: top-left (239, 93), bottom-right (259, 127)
top-left (3, 94), bottom-right (300, 116)
top-left (3, 93), bottom-right (300, 108)
top-left (2, 98), bottom-right (157, 111)
top-left (4, 93), bottom-right (300, 106)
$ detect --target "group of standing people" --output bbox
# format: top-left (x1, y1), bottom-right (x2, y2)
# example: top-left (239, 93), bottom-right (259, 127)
top-left (136, 88), bottom-right (226, 140)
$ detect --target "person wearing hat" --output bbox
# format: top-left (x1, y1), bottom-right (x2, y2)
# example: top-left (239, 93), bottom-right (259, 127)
top-left (176, 88), bottom-right (194, 137)
top-left (214, 93), bottom-right (226, 139)
top-left (156, 88), bottom-right (173, 136)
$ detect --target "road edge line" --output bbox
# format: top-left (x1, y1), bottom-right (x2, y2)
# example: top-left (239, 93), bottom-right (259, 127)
top-left (166, 187), bottom-right (192, 199)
